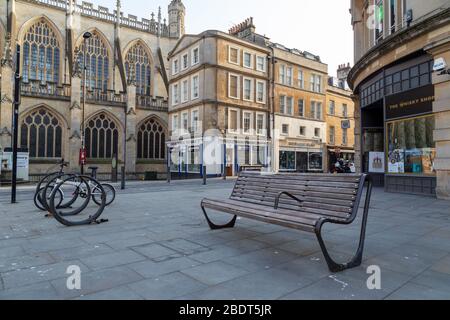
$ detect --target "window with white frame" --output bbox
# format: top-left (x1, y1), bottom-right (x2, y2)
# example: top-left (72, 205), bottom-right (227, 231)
top-left (181, 112), bottom-right (188, 130)
top-left (172, 114), bottom-right (179, 132)
top-left (192, 47), bottom-right (199, 65)
top-left (191, 109), bottom-right (199, 133)
top-left (228, 109), bottom-right (239, 133)
top-left (282, 124), bottom-right (289, 135)
top-left (279, 65), bottom-right (286, 84)
top-left (256, 56), bottom-right (266, 72)
top-left (343, 128), bottom-right (348, 145)
top-left (343, 104), bottom-right (348, 117)
top-left (256, 80), bottom-right (266, 103)
top-left (279, 95), bottom-right (286, 114)
top-left (314, 128), bottom-right (321, 138)
top-left (298, 70), bottom-right (304, 89)
top-left (228, 46), bottom-right (240, 65)
top-left (243, 78), bottom-right (253, 101)
top-left (256, 113), bottom-right (265, 135)
top-left (329, 126), bottom-right (335, 144)
top-left (172, 59), bottom-right (179, 75)
top-left (243, 111), bottom-right (252, 134)
top-left (191, 74), bottom-right (199, 100)
top-left (172, 83), bottom-right (179, 105)
top-left (181, 79), bottom-right (189, 103)
top-left (299, 126), bottom-right (306, 136)
top-left (243, 52), bottom-right (253, 69)
top-left (316, 102), bottom-right (322, 120)
top-left (286, 97), bottom-right (293, 115)
top-left (228, 74), bottom-right (240, 99)
top-left (311, 101), bottom-right (322, 120)
top-left (329, 100), bottom-right (335, 115)
top-left (310, 74), bottom-right (322, 92)
top-left (286, 67), bottom-right (293, 86)
top-left (298, 99), bottom-right (305, 117)
top-left (182, 53), bottom-right (189, 70)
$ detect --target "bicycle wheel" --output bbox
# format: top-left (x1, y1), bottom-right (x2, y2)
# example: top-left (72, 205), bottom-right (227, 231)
top-left (50, 175), bottom-right (106, 227)
top-left (42, 174), bottom-right (78, 212)
top-left (34, 186), bottom-right (64, 212)
top-left (92, 184), bottom-right (116, 206)
top-left (34, 172), bottom-right (59, 211)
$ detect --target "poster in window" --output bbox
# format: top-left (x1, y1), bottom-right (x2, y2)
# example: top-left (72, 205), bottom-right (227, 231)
top-left (388, 149), bottom-right (404, 173)
top-left (368, 152), bottom-right (385, 173)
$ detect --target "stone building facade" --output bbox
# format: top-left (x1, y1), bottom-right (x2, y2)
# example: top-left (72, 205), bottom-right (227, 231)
top-left (0, 0), bottom-right (186, 179)
top-left (326, 64), bottom-right (356, 171)
top-left (167, 29), bottom-right (271, 177)
top-left (349, 0), bottom-right (450, 198)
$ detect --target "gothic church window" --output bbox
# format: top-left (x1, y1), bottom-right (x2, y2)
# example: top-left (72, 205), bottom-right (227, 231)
top-left (85, 113), bottom-right (119, 159)
top-left (79, 31), bottom-right (109, 92)
top-left (20, 108), bottom-right (63, 158)
top-left (125, 42), bottom-right (152, 96)
top-left (137, 118), bottom-right (166, 160)
top-left (22, 19), bottom-right (61, 84)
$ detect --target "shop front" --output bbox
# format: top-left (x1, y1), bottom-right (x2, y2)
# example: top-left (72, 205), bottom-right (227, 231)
top-left (359, 53), bottom-right (437, 195)
top-left (168, 137), bottom-right (270, 178)
top-left (279, 141), bottom-right (324, 173)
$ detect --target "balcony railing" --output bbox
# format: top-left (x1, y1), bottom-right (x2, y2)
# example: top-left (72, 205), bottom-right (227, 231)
top-left (21, 80), bottom-right (71, 100)
top-left (136, 95), bottom-right (168, 112)
top-left (82, 88), bottom-right (127, 106)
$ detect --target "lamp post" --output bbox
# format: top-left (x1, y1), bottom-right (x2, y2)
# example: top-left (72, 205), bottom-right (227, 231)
top-left (80, 31), bottom-right (92, 175)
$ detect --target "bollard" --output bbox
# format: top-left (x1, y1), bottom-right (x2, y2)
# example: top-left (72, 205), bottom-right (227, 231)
top-left (203, 165), bottom-right (207, 185)
top-left (121, 166), bottom-right (125, 190)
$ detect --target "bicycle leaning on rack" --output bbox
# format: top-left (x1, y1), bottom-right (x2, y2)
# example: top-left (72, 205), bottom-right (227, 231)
top-left (34, 161), bottom-right (116, 212)
top-left (33, 160), bottom-right (116, 227)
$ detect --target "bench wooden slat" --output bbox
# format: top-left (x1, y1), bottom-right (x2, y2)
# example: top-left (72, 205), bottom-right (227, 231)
top-left (235, 181), bottom-right (358, 195)
top-left (230, 192), bottom-right (353, 213)
top-left (238, 176), bottom-right (360, 189)
top-left (231, 188), bottom-right (355, 209)
top-left (232, 185), bottom-right (357, 203)
top-left (202, 199), bottom-right (319, 232)
top-left (240, 172), bottom-right (362, 182)
top-left (229, 196), bottom-right (351, 219)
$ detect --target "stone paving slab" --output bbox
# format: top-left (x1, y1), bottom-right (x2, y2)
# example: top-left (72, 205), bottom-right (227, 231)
top-left (0, 179), bottom-right (450, 300)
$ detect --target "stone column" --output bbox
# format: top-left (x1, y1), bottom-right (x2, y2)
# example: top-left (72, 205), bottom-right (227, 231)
top-left (69, 75), bottom-right (82, 172)
top-left (427, 40), bottom-right (450, 200)
top-left (352, 94), bottom-right (362, 174)
top-left (0, 62), bottom-right (13, 150)
top-left (125, 83), bottom-right (137, 173)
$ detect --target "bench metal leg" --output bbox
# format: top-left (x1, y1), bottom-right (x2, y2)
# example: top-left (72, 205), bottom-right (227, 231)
top-left (201, 204), bottom-right (237, 230)
top-left (315, 179), bottom-right (373, 273)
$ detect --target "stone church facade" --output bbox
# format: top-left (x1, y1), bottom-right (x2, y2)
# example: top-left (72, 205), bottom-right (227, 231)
top-left (0, 0), bottom-right (186, 179)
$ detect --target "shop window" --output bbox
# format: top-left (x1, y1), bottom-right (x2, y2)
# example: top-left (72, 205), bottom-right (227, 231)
top-left (279, 151), bottom-right (295, 171)
top-left (309, 152), bottom-right (323, 171)
top-left (387, 115), bottom-right (435, 175)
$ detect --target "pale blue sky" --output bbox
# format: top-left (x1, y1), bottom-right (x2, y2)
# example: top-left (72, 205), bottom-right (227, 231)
top-left (94, 0), bottom-right (354, 75)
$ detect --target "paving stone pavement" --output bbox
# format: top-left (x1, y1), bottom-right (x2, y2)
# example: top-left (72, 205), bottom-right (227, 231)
top-left (0, 179), bottom-right (450, 300)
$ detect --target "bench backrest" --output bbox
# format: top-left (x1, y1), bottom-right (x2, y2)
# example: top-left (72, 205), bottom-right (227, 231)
top-left (231, 172), bottom-right (365, 220)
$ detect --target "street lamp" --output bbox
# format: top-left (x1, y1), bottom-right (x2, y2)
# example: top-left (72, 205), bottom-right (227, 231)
top-left (80, 31), bottom-right (92, 175)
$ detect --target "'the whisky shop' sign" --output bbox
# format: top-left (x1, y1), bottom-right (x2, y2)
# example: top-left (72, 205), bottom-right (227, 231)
top-left (386, 85), bottom-right (434, 119)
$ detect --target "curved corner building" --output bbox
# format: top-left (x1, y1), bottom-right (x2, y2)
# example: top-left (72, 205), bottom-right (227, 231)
top-left (349, 0), bottom-right (450, 199)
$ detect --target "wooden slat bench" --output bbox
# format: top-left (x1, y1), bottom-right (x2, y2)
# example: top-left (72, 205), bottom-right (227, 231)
top-left (201, 172), bottom-right (373, 272)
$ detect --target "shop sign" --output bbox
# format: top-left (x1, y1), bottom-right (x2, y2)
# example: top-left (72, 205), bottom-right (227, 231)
top-left (385, 85), bottom-right (434, 119)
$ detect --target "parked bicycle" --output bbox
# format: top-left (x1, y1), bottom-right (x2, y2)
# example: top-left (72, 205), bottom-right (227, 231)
top-left (34, 161), bottom-right (116, 212)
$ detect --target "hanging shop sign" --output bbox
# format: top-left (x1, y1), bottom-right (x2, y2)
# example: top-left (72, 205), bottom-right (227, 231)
top-left (385, 85), bottom-right (434, 120)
